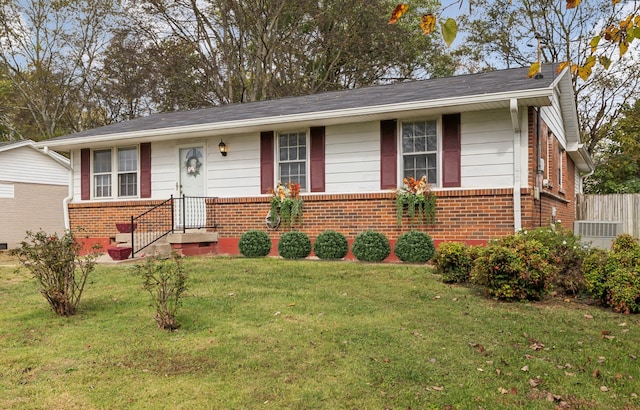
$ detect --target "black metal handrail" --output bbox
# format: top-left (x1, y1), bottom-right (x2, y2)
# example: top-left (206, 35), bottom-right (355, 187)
top-left (130, 196), bottom-right (218, 257)
top-left (131, 196), bottom-right (174, 257)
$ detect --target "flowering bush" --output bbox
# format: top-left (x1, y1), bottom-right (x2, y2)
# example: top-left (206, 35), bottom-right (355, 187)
top-left (395, 176), bottom-right (436, 225)
top-left (270, 181), bottom-right (303, 228)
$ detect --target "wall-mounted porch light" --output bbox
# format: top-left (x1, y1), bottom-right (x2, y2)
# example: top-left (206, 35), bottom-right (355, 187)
top-left (218, 140), bottom-right (227, 156)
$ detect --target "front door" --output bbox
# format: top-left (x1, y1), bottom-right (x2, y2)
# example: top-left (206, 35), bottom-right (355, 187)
top-left (176, 145), bottom-right (206, 229)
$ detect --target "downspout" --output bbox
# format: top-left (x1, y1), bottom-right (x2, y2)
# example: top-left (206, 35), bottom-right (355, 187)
top-left (62, 150), bottom-right (73, 230)
top-left (536, 108), bottom-right (543, 227)
top-left (44, 146), bottom-right (73, 230)
top-left (510, 98), bottom-right (522, 231)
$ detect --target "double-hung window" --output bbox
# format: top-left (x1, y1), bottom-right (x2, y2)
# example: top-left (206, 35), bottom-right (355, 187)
top-left (93, 147), bottom-right (138, 198)
top-left (278, 131), bottom-right (307, 190)
top-left (401, 120), bottom-right (438, 184)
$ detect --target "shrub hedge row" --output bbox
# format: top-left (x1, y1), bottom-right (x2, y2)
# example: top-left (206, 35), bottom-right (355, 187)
top-left (238, 229), bottom-right (435, 263)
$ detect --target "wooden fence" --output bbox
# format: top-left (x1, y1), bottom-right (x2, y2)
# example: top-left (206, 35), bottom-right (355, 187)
top-left (576, 194), bottom-right (640, 238)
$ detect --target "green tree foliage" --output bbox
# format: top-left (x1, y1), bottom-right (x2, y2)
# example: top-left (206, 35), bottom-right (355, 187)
top-left (128, 0), bottom-right (456, 104)
top-left (584, 100), bottom-right (640, 194)
top-left (0, 0), bottom-right (123, 140)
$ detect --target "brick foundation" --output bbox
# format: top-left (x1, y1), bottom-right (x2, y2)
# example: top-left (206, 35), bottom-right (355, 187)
top-left (68, 188), bottom-right (557, 258)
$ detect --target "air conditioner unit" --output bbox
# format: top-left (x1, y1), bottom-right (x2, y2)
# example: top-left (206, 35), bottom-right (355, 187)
top-left (574, 220), bottom-right (623, 249)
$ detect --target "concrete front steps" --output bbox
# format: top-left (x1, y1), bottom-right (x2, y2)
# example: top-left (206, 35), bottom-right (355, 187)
top-left (103, 229), bottom-right (220, 262)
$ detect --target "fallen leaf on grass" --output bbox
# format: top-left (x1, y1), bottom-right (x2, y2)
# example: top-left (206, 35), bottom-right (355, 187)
top-left (498, 387), bottom-right (509, 394)
top-left (600, 386), bottom-right (609, 392)
top-left (431, 385), bottom-right (444, 391)
top-left (584, 314), bottom-right (594, 319)
top-left (521, 365), bottom-right (529, 372)
top-left (470, 343), bottom-right (486, 354)
top-left (529, 377), bottom-right (544, 387)
top-left (529, 339), bottom-right (545, 351)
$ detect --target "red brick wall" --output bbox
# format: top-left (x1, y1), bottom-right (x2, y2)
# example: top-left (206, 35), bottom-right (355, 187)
top-left (69, 188), bottom-right (531, 255)
top-left (525, 107), bottom-right (576, 231)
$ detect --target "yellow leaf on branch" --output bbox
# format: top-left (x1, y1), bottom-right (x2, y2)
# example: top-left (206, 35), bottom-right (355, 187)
top-left (556, 61), bottom-right (570, 73)
top-left (441, 18), bottom-right (458, 47)
top-left (567, 0), bottom-right (581, 9)
top-left (590, 36), bottom-right (600, 54)
top-left (388, 4), bottom-right (409, 24)
top-left (527, 63), bottom-right (540, 78)
top-left (577, 64), bottom-right (592, 81)
top-left (420, 14), bottom-right (437, 35)
top-left (620, 41), bottom-right (629, 57)
top-left (620, 15), bottom-right (633, 30)
top-left (599, 56), bottom-right (612, 69)
top-left (612, 0), bottom-right (621, 4)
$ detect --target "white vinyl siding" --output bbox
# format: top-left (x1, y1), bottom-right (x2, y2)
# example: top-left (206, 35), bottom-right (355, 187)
top-left (325, 122), bottom-right (380, 193)
top-left (540, 92), bottom-right (566, 148)
top-left (460, 110), bottom-right (515, 188)
top-left (0, 146), bottom-right (68, 185)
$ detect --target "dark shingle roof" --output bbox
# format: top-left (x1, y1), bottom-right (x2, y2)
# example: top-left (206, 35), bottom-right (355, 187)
top-left (49, 65), bottom-right (560, 142)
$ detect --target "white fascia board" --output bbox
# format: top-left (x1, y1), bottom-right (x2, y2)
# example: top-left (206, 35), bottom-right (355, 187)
top-left (550, 68), bottom-right (580, 145)
top-left (567, 143), bottom-right (595, 173)
top-left (0, 139), bottom-right (33, 153)
top-left (38, 88), bottom-right (554, 150)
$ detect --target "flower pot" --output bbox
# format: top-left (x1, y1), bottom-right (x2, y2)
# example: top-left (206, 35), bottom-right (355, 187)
top-left (115, 222), bottom-right (137, 233)
top-left (107, 246), bottom-right (132, 260)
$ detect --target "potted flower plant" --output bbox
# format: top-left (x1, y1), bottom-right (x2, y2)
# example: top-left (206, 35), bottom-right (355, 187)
top-left (395, 176), bottom-right (436, 225)
top-left (269, 181), bottom-right (303, 229)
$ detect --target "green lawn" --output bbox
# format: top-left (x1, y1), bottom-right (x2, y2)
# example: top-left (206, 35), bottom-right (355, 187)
top-left (1, 256), bottom-right (638, 409)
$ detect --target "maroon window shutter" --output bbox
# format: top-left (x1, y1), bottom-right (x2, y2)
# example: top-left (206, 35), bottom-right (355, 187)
top-left (310, 126), bottom-right (325, 192)
top-left (380, 119), bottom-right (397, 189)
top-left (81, 148), bottom-right (91, 200)
top-left (442, 113), bottom-right (461, 187)
top-left (260, 131), bottom-right (275, 194)
top-left (140, 143), bottom-right (152, 198)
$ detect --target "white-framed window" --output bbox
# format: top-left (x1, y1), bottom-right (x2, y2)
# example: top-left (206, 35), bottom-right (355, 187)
top-left (401, 119), bottom-right (438, 184)
top-left (93, 147), bottom-right (138, 198)
top-left (277, 131), bottom-right (307, 190)
top-left (558, 147), bottom-right (564, 188)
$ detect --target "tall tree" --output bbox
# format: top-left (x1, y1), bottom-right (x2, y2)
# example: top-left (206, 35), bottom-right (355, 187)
top-left (0, 0), bottom-right (121, 140)
top-left (125, 0), bottom-right (455, 105)
top-left (584, 100), bottom-right (640, 194)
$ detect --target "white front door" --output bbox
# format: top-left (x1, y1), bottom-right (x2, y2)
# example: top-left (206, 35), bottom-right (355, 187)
top-left (176, 145), bottom-right (206, 229)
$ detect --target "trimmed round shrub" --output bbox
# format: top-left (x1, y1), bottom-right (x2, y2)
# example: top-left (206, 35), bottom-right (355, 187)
top-left (433, 241), bottom-right (473, 283)
top-left (352, 231), bottom-right (390, 262)
top-left (313, 230), bottom-right (348, 260)
top-left (278, 231), bottom-right (312, 259)
top-left (393, 231), bottom-right (435, 263)
top-left (238, 230), bottom-right (272, 257)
